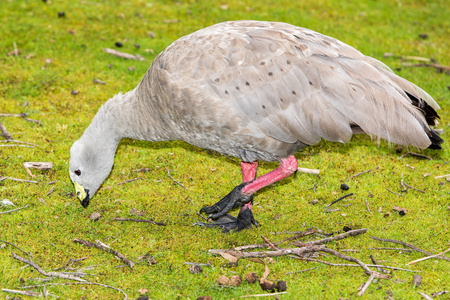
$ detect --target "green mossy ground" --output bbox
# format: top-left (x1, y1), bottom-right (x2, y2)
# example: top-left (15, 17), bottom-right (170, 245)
top-left (0, 0), bottom-right (449, 299)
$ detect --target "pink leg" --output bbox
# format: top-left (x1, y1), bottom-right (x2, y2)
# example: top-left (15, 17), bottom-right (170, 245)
top-left (240, 161), bottom-right (258, 212)
top-left (241, 155), bottom-right (298, 195)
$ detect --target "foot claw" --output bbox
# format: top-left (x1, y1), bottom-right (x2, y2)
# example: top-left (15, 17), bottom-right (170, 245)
top-left (199, 182), bottom-right (252, 220)
top-left (194, 207), bottom-right (257, 233)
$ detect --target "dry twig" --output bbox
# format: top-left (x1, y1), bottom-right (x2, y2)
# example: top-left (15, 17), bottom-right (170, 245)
top-left (398, 152), bottom-right (432, 160)
top-left (1, 289), bottom-right (41, 297)
top-left (370, 236), bottom-right (450, 262)
top-left (0, 204), bottom-right (30, 215)
top-left (346, 167), bottom-right (378, 182)
top-left (292, 228), bottom-right (366, 247)
top-left (73, 238), bottom-right (135, 268)
top-left (0, 121), bottom-right (13, 140)
top-left (116, 178), bottom-right (139, 185)
top-left (20, 282), bottom-right (128, 299)
top-left (325, 193), bottom-right (353, 208)
top-left (406, 248), bottom-right (450, 265)
top-left (165, 168), bottom-right (187, 190)
top-left (297, 167), bottom-right (320, 175)
top-left (293, 257), bottom-right (419, 272)
top-left (0, 240), bottom-right (32, 256)
top-left (12, 253), bottom-right (86, 282)
top-left (0, 176), bottom-right (38, 184)
top-left (368, 247), bottom-right (412, 253)
top-left (54, 257), bottom-right (88, 271)
top-left (103, 48), bottom-right (145, 61)
top-left (113, 217), bottom-right (166, 226)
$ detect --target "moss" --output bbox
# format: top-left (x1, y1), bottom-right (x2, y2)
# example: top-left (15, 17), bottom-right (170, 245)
top-left (0, 0), bottom-right (449, 299)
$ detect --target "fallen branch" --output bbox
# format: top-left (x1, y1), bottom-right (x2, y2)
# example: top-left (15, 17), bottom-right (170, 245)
top-left (73, 238), bottom-right (134, 268)
top-left (20, 282), bottom-right (128, 300)
top-left (319, 247), bottom-right (390, 278)
top-left (0, 140), bottom-right (38, 147)
top-left (12, 253), bottom-right (86, 282)
top-left (0, 204), bottom-right (30, 215)
top-left (103, 48), bottom-right (145, 61)
top-left (113, 217), bottom-right (166, 226)
top-left (210, 245), bottom-right (327, 259)
top-left (0, 121), bottom-right (13, 140)
top-left (370, 236), bottom-right (450, 262)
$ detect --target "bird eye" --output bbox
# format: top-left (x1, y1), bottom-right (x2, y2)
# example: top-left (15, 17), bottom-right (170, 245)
top-left (75, 169), bottom-right (81, 176)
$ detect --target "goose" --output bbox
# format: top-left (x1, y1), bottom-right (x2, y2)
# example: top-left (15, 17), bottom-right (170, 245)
top-left (69, 20), bottom-right (443, 232)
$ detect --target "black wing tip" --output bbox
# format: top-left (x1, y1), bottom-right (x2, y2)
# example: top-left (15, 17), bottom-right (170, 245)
top-left (427, 129), bottom-right (444, 150)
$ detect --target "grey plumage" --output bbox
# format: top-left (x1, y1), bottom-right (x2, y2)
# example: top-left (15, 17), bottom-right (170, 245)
top-left (69, 20), bottom-right (442, 203)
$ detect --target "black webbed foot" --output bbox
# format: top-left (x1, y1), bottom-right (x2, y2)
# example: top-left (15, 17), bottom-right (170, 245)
top-left (199, 182), bottom-right (253, 220)
top-left (194, 205), bottom-right (258, 232)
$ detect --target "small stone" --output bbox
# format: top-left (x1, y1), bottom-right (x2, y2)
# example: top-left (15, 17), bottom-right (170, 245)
top-left (71, 90), bottom-right (79, 95)
top-left (218, 275), bottom-right (230, 286)
top-left (230, 275), bottom-right (242, 286)
top-left (310, 199), bottom-right (319, 205)
top-left (197, 297), bottom-right (212, 300)
top-left (136, 296), bottom-right (149, 300)
top-left (148, 31), bottom-right (156, 38)
top-left (418, 33), bottom-right (428, 39)
top-left (115, 42), bottom-right (123, 47)
top-left (89, 212), bottom-right (101, 221)
top-left (129, 208), bottom-right (137, 215)
top-left (58, 12), bottom-right (65, 18)
top-left (276, 280), bottom-right (287, 292)
top-left (0, 244), bottom-right (5, 249)
top-left (439, 181), bottom-right (445, 186)
top-left (412, 274), bottom-right (422, 287)
top-left (128, 66), bottom-right (135, 71)
top-left (189, 264), bottom-right (203, 274)
top-left (245, 272), bottom-right (259, 284)
top-left (340, 183), bottom-right (349, 191)
top-left (134, 44), bottom-right (140, 49)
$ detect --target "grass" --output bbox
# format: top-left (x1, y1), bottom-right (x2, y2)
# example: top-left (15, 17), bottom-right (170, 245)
top-left (0, 0), bottom-right (449, 299)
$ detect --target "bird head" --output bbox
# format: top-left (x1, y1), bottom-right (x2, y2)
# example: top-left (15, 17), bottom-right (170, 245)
top-left (69, 139), bottom-right (116, 208)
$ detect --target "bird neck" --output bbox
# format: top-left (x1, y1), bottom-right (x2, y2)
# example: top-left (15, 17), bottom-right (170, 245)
top-left (84, 88), bottom-right (175, 144)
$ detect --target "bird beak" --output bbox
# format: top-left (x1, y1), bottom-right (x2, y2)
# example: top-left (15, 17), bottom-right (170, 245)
top-left (74, 182), bottom-right (90, 208)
